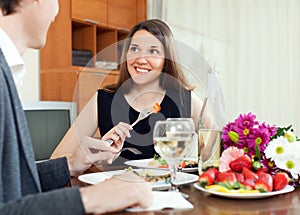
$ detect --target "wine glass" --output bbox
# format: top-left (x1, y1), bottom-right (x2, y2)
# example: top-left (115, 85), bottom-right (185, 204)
top-left (166, 118), bottom-right (197, 172)
top-left (153, 120), bottom-right (194, 191)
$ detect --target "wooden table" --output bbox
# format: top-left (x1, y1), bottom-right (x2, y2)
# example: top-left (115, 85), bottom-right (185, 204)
top-left (71, 166), bottom-right (300, 215)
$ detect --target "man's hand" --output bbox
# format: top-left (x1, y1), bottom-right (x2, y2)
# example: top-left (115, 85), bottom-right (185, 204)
top-left (67, 136), bottom-right (120, 176)
top-left (80, 172), bottom-right (153, 214)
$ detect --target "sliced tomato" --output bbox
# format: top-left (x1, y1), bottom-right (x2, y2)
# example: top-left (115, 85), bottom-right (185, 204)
top-left (158, 164), bottom-right (169, 168)
top-left (181, 161), bottom-right (187, 168)
top-left (153, 103), bottom-right (161, 113)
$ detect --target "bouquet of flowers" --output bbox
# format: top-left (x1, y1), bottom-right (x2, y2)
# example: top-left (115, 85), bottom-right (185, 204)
top-left (220, 112), bottom-right (300, 186)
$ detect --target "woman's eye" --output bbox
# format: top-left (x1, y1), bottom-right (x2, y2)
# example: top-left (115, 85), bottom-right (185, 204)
top-left (129, 46), bottom-right (138, 52)
top-left (150, 49), bottom-right (159, 55)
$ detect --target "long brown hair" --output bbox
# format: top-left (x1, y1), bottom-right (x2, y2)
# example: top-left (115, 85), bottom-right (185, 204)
top-left (105, 19), bottom-right (191, 92)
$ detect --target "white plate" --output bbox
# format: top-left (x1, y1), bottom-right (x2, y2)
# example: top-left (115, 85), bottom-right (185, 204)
top-left (78, 169), bottom-right (198, 190)
top-left (124, 158), bottom-right (198, 173)
top-left (194, 183), bottom-right (295, 199)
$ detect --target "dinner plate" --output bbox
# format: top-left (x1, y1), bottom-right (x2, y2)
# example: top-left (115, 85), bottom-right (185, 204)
top-left (78, 169), bottom-right (198, 190)
top-left (124, 158), bottom-right (198, 173)
top-left (194, 183), bottom-right (295, 199)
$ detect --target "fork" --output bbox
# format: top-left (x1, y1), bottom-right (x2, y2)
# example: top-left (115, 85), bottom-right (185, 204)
top-left (131, 108), bottom-right (154, 127)
top-left (106, 107), bottom-right (155, 145)
top-left (118, 147), bottom-right (142, 154)
top-left (90, 146), bottom-right (142, 155)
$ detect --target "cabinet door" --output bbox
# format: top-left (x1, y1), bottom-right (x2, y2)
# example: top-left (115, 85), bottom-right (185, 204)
top-left (136, 0), bottom-right (147, 22)
top-left (41, 0), bottom-right (71, 69)
top-left (77, 70), bottom-right (119, 112)
top-left (40, 68), bottom-right (79, 102)
top-left (72, 0), bottom-right (107, 25)
top-left (108, 0), bottom-right (138, 30)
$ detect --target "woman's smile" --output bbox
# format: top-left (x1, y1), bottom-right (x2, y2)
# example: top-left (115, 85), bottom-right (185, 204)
top-left (134, 66), bottom-right (151, 74)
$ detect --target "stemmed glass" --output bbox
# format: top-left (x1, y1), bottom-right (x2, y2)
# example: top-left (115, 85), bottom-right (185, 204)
top-left (166, 118), bottom-right (197, 172)
top-left (153, 119), bottom-right (194, 191)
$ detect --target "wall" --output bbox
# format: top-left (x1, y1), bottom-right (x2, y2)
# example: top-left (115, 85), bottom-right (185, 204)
top-left (18, 49), bottom-right (40, 102)
top-left (20, 1), bottom-right (300, 133)
top-left (148, 0), bottom-right (300, 132)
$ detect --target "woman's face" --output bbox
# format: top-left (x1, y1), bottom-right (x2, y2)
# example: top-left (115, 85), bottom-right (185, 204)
top-left (126, 30), bottom-right (165, 86)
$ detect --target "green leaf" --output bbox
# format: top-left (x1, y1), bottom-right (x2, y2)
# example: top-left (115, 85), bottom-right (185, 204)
top-left (218, 182), bottom-right (233, 190)
top-left (255, 142), bottom-right (261, 160)
top-left (153, 154), bottom-right (167, 165)
top-left (270, 125), bottom-right (293, 141)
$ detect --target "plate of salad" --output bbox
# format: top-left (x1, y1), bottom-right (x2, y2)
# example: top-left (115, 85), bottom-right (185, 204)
top-left (124, 155), bottom-right (198, 173)
top-left (78, 168), bottom-right (198, 190)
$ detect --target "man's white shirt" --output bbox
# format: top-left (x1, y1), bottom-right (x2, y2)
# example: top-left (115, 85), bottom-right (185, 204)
top-left (0, 28), bottom-right (25, 87)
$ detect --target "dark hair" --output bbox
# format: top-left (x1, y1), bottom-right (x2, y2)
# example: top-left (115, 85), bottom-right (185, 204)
top-left (105, 19), bottom-right (191, 92)
top-left (0, 0), bottom-right (20, 15)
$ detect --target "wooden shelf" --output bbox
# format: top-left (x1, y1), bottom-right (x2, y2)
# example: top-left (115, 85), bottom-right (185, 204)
top-left (40, 0), bottom-right (146, 111)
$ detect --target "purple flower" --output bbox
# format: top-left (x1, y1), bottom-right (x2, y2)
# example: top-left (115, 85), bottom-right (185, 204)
top-left (235, 112), bottom-right (259, 130)
top-left (220, 113), bottom-right (299, 186)
top-left (248, 128), bottom-right (270, 151)
top-left (221, 113), bottom-right (278, 158)
top-left (222, 122), bottom-right (236, 148)
top-left (259, 122), bottom-right (277, 137)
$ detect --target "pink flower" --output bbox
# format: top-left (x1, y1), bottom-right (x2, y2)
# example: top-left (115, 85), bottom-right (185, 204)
top-left (219, 147), bottom-right (244, 172)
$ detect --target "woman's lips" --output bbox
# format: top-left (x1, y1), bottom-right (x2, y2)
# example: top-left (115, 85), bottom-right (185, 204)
top-left (135, 67), bottom-right (151, 74)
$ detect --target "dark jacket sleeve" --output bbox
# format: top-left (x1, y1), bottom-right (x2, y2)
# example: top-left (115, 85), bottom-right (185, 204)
top-left (0, 187), bottom-right (85, 215)
top-left (0, 157), bottom-right (85, 214)
top-left (36, 157), bottom-right (71, 191)
top-left (0, 51), bottom-right (85, 214)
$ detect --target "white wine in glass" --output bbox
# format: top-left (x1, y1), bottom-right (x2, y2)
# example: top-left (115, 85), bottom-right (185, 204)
top-left (166, 118), bottom-right (197, 171)
top-left (153, 120), bottom-right (193, 191)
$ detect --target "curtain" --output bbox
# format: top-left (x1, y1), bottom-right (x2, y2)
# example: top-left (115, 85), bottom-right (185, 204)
top-left (147, 0), bottom-right (300, 132)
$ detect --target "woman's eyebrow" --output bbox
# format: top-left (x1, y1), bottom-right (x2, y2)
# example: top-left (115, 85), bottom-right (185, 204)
top-left (150, 45), bottom-right (160, 48)
top-left (130, 44), bottom-right (161, 49)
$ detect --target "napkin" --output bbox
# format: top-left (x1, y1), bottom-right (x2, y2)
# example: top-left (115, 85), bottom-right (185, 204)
top-left (126, 191), bottom-right (194, 212)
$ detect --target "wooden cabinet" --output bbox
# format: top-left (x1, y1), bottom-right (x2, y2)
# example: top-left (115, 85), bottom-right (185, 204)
top-left (76, 68), bottom-right (119, 111)
top-left (41, 0), bottom-right (71, 69)
top-left (72, 0), bottom-right (107, 25)
top-left (40, 0), bottom-right (146, 112)
top-left (41, 68), bottom-right (79, 102)
top-left (108, 0), bottom-right (139, 30)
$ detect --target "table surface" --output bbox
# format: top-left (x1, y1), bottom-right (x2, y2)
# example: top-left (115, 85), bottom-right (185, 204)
top-left (71, 166), bottom-right (300, 215)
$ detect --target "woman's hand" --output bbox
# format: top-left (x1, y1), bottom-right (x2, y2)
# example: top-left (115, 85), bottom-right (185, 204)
top-left (102, 122), bottom-right (132, 149)
top-left (101, 122), bottom-right (133, 164)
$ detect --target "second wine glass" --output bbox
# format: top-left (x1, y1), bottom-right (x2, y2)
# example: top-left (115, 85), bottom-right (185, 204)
top-left (166, 118), bottom-right (197, 172)
top-left (153, 120), bottom-right (194, 191)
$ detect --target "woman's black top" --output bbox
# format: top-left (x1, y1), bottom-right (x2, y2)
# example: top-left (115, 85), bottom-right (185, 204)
top-left (97, 88), bottom-right (191, 163)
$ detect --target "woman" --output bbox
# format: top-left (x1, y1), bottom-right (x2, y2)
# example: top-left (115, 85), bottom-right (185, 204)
top-left (51, 19), bottom-right (207, 162)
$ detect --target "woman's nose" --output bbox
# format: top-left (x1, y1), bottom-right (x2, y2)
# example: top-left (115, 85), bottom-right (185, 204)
top-left (136, 55), bottom-right (147, 64)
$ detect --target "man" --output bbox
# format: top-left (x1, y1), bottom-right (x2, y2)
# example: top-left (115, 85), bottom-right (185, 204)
top-left (0, 0), bottom-right (152, 214)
